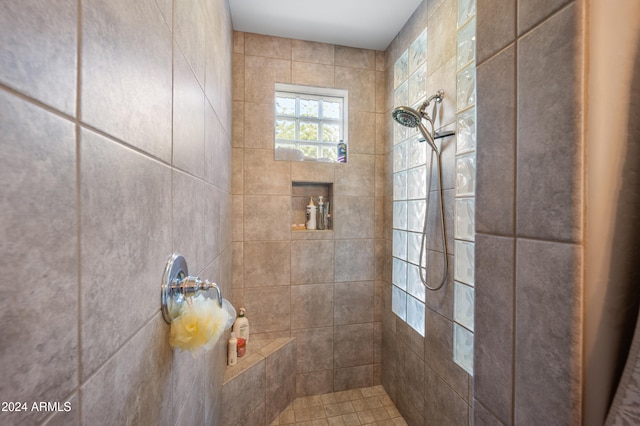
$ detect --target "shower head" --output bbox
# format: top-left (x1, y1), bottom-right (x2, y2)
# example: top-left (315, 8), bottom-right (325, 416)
top-left (392, 106), bottom-right (422, 128)
top-left (392, 105), bottom-right (439, 153)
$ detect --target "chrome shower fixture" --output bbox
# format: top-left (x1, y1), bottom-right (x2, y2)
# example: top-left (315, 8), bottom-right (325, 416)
top-left (391, 90), bottom-right (444, 153)
top-left (391, 90), bottom-right (451, 292)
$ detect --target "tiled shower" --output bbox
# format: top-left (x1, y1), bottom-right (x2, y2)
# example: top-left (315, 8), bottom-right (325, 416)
top-left (2, 0), bottom-right (593, 425)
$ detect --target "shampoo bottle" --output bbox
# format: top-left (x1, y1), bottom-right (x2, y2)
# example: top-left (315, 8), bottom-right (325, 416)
top-left (227, 332), bottom-right (237, 366)
top-left (317, 196), bottom-right (325, 230)
top-left (233, 307), bottom-right (250, 342)
top-left (306, 197), bottom-right (317, 230)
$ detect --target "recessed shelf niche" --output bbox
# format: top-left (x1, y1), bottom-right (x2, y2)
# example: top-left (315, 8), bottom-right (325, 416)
top-left (291, 182), bottom-right (333, 231)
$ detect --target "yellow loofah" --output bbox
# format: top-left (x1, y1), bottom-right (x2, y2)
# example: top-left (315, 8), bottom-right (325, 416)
top-left (169, 295), bottom-right (229, 355)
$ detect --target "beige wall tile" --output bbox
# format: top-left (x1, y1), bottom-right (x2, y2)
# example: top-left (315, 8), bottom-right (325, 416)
top-left (82, 0), bottom-right (172, 162)
top-left (297, 370), bottom-right (334, 397)
top-left (244, 241), bottom-right (291, 286)
top-left (244, 195), bottom-right (291, 241)
top-left (335, 67), bottom-right (376, 112)
top-left (334, 154), bottom-right (376, 197)
top-left (292, 327), bottom-right (334, 373)
top-left (205, 103), bottom-right (232, 190)
top-left (232, 101), bottom-right (245, 147)
top-left (173, 49), bottom-right (205, 178)
top-left (291, 161), bottom-right (336, 183)
top-left (427, 0), bottom-right (457, 73)
top-left (232, 147), bottom-right (244, 194)
top-left (245, 33), bottom-right (292, 59)
top-left (1, 91), bottom-right (78, 425)
top-left (0, 0), bottom-right (77, 115)
top-left (244, 101), bottom-right (276, 149)
top-left (335, 45), bottom-right (376, 70)
top-left (375, 71), bottom-right (386, 113)
top-left (335, 239), bottom-right (375, 282)
top-left (80, 129), bottom-right (172, 377)
top-left (81, 315), bottom-right (174, 425)
top-left (291, 240), bottom-right (335, 284)
top-left (232, 195), bottom-right (244, 241)
top-left (334, 365), bottom-right (374, 392)
top-left (375, 51), bottom-right (386, 72)
top-left (244, 148), bottom-right (291, 195)
top-left (333, 196), bottom-right (375, 239)
top-left (291, 284), bottom-right (334, 328)
top-left (244, 286), bottom-right (291, 333)
top-left (233, 53), bottom-right (245, 101)
top-left (292, 61), bottom-right (335, 87)
top-left (334, 281), bottom-right (375, 325)
top-left (174, 0), bottom-right (206, 84)
top-left (348, 111), bottom-right (377, 155)
top-left (233, 30), bottom-right (245, 53)
top-left (292, 39), bottom-right (335, 64)
top-left (245, 55), bottom-right (291, 103)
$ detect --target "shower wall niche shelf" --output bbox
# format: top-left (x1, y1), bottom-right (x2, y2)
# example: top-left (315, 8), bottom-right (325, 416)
top-left (291, 181), bottom-right (333, 231)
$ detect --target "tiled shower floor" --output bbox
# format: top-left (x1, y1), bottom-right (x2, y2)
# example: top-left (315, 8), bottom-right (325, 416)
top-left (269, 385), bottom-right (407, 426)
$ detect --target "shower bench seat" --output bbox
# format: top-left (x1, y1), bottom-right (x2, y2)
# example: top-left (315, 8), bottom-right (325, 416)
top-left (222, 337), bottom-right (296, 425)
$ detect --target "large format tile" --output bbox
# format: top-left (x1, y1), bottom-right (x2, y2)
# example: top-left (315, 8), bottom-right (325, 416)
top-left (80, 128), bottom-right (172, 377)
top-left (244, 55), bottom-right (291, 104)
top-left (244, 286), bottom-right (291, 334)
top-left (476, 0), bottom-right (515, 64)
top-left (204, 0), bottom-right (233, 133)
top-left (173, 48), bottom-right (205, 178)
top-left (0, 0), bottom-right (77, 115)
top-left (291, 284), bottom-right (334, 329)
top-left (81, 315), bottom-right (173, 426)
top-left (290, 240), bottom-right (335, 284)
top-left (333, 197), bottom-right (375, 239)
top-left (515, 238), bottom-right (582, 425)
top-left (334, 281), bottom-right (375, 325)
top-left (244, 241), bottom-right (291, 287)
top-left (424, 366), bottom-right (468, 426)
top-left (292, 39), bottom-right (334, 65)
top-left (334, 324), bottom-right (374, 368)
top-left (424, 310), bottom-right (470, 400)
top-left (474, 235), bottom-right (514, 424)
top-left (334, 67), bottom-right (376, 112)
top-left (243, 195), bottom-right (291, 241)
top-left (245, 33), bottom-right (291, 60)
top-left (516, 4), bottom-right (582, 243)
top-left (244, 149), bottom-right (291, 195)
top-left (335, 154), bottom-right (376, 197)
top-left (518, 0), bottom-right (572, 35)
top-left (174, 0), bottom-right (206, 85)
top-left (292, 327), bottom-right (334, 373)
top-left (476, 45), bottom-right (515, 236)
top-left (172, 170), bottom-right (208, 274)
top-left (335, 239), bottom-right (375, 282)
top-left (205, 102), bottom-right (232, 191)
top-left (82, 0), bottom-right (172, 162)
top-left (0, 91), bottom-right (77, 425)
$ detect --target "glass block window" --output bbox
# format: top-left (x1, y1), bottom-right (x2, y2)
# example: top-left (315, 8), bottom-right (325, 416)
top-left (391, 29), bottom-right (429, 337)
top-left (274, 83), bottom-right (348, 162)
top-left (453, 0), bottom-right (477, 376)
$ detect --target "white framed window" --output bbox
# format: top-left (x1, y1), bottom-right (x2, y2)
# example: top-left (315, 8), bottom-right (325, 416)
top-left (274, 83), bottom-right (348, 162)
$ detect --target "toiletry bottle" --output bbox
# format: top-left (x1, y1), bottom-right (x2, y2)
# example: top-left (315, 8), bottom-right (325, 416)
top-left (317, 196), bottom-right (325, 230)
top-left (237, 338), bottom-right (246, 358)
top-left (228, 332), bottom-right (237, 366)
top-left (233, 307), bottom-right (250, 342)
top-left (306, 197), bottom-right (317, 230)
top-left (337, 140), bottom-right (347, 163)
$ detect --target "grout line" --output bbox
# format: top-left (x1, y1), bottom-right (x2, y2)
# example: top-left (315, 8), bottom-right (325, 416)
top-left (512, 0), bottom-right (518, 419)
top-left (75, 0), bottom-right (84, 424)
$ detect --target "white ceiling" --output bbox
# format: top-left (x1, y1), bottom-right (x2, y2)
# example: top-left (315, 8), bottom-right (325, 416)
top-left (228, 0), bottom-right (423, 51)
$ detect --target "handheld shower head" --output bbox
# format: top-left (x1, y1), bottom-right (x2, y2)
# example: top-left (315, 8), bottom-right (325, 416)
top-left (392, 104), bottom-right (439, 153)
top-left (391, 106), bottom-right (422, 128)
